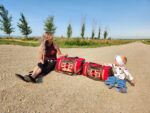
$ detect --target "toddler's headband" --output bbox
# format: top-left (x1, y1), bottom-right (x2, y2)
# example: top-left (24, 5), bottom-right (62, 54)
top-left (115, 55), bottom-right (124, 66)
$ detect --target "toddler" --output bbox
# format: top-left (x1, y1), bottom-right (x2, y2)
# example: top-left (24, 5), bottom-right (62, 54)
top-left (105, 55), bottom-right (135, 93)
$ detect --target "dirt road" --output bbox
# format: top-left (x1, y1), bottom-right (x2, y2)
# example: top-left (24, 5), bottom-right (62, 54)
top-left (0, 42), bottom-right (150, 113)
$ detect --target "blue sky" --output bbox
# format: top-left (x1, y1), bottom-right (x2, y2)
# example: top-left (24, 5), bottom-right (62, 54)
top-left (0, 0), bottom-right (150, 38)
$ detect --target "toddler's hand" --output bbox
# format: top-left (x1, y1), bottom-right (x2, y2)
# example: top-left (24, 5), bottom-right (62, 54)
top-left (130, 80), bottom-right (135, 86)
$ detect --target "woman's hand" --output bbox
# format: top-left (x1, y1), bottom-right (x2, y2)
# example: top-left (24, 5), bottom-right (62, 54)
top-left (58, 53), bottom-right (68, 58)
top-left (38, 43), bottom-right (45, 64)
top-left (63, 54), bottom-right (68, 57)
top-left (54, 43), bottom-right (68, 58)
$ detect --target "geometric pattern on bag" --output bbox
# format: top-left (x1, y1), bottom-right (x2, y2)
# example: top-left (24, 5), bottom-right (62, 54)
top-left (55, 56), bottom-right (85, 75)
top-left (82, 62), bottom-right (112, 81)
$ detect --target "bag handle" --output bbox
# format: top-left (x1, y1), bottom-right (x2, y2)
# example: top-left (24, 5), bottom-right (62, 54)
top-left (89, 62), bottom-right (102, 69)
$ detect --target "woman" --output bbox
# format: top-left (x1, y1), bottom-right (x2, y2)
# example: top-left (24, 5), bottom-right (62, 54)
top-left (16, 32), bottom-right (67, 83)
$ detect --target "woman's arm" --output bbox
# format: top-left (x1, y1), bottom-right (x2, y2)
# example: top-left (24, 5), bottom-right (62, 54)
top-left (38, 43), bottom-right (45, 64)
top-left (54, 43), bottom-right (68, 57)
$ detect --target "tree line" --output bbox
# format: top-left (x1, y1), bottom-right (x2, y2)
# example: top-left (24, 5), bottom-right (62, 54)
top-left (0, 4), bottom-right (108, 39)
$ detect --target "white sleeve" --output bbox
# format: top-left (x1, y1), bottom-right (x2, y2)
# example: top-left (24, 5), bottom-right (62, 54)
top-left (123, 68), bottom-right (134, 81)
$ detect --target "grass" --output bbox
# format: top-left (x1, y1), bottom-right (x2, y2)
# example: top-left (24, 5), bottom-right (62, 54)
top-left (55, 38), bottom-right (134, 48)
top-left (0, 38), bottom-right (40, 47)
top-left (0, 37), bottom-right (149, 48)
top-left (141, 39), bottom-right (150, 45)
top-left (55, 38), bottom-right (100, 48)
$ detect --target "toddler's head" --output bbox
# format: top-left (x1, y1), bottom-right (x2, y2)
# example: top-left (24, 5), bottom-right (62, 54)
top-left (115, 55), bottom-right (127, 66)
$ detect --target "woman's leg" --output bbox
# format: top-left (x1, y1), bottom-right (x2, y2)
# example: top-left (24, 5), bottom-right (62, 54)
top-left (23, 60), bottom-right (55, 83)
top-left (23, 63), bottom-right (43, 83)
top-left (43, 60), bottom-right (56, 75)
top-left (31, 66), bottom-right (42, 78)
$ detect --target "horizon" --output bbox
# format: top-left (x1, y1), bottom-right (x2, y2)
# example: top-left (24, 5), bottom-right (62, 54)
top-left (0, 34), bottom-right (149, 40)
top-left (0, 0), bottom-right (150, 39)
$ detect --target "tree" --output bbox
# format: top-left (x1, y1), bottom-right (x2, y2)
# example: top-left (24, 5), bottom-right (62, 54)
top-left (67, 23), bottom-right (72, 38)
top-left (17, 13), bottom-right (32, 38)
top-left (91, 19), bottom-right (96, 39)
top-left (91, 29), bottom-right (95, 39)
top-left (81, 23), bottom-right (85, 38)
top-left (98, 27), bottom-right (101, 39)
top-left (0, 5), bottom-right (14, 37)
top-left (44, 16), bottom-right (56, 34)
top-left (104, 30), bottom-right (108, 39)
top-left (80, 17), bottom-right (86, 38)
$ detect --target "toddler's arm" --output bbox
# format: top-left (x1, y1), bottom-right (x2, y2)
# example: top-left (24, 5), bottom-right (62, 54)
top-left (124, 68), bottom-right (135, 86)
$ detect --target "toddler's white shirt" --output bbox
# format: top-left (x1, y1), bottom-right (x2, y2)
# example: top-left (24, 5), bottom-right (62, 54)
top-left (110, 64), bottom-right (134, 81)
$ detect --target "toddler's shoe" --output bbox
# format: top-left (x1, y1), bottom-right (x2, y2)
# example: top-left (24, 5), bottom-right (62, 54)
top-left (108, 85), bottom-right (114, 89)
top-left (117, 87), bottom-right (127, 93)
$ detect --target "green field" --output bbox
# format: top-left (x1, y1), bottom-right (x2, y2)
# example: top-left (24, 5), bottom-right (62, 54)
top-left (54, 38), bottom-right (135, 48)
top-left (0, 37), bottom-right (149, 48)
top-left (142, 40), bottom-right (150, 45)
top-left (0, 38), bottom-right (39, 47)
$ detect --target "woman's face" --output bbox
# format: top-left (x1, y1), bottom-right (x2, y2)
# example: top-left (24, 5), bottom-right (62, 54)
top-left (45, 34), bottom-right (53, 44)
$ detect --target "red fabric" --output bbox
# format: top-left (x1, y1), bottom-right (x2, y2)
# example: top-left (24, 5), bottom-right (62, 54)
top-left (103, 65), bottom-right (112, 80)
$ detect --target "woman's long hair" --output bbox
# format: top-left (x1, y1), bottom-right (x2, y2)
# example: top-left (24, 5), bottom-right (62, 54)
top-left (40, 32), bottom-right (53, 56)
